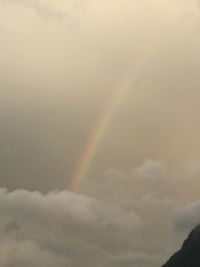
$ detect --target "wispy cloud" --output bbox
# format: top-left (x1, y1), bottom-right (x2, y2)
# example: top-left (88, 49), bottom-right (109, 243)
top-left (1, 0), bottom-right (68, 19)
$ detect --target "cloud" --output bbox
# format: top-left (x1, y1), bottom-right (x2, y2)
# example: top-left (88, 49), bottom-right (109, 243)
top-left (0, 157), bottom-right (200, 267)
top-left (107, 252), bottom-right (158, 267)
top-left (0, 185), bottom-right (175, 267)
top-left (0, 0), bottom-right (200, 265)
top-left (0, 240), bottom-right (70, 267)
top-left (0, 188), bottom-right (142, 267)
top-left (0, 0), bottom-right (67, 19)
top-left (175, 201), bottom-right (200, 231)
top-left (1, 160), bottom-right (200, 266)
top-left (79, 159), bottom-right (200, 264)
top-left (1, 0), bottom-right (200, 191)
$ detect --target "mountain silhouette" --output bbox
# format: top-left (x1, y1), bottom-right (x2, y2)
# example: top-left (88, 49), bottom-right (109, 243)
top-left (162, 225), bottom-right (200, 267)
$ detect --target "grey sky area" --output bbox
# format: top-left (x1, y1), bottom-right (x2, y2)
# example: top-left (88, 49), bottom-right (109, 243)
top-left (0, 0), bottom-right (200, 266)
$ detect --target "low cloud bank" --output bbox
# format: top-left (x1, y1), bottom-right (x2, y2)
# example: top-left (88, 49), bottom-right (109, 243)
top-left (0, 160), bottom-right (200, 266)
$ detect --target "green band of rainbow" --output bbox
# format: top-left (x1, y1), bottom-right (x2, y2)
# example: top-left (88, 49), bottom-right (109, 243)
top-left (68, 67), bottom-right (134, 191)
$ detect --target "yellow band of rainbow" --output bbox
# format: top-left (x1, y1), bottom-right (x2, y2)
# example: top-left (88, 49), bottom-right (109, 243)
top-left (68, 66), bottom-right (135, 191)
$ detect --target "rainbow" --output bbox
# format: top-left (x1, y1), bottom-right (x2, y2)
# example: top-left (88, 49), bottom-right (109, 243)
top-left (68, 67), bottom-right (134, 191)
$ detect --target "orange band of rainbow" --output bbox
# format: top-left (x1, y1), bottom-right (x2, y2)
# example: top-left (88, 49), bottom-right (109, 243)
top-left (68, 66), bottom-right (135, 191)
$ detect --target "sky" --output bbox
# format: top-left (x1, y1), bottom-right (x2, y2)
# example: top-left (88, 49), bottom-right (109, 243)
top-left (1, 0), bottom-right (200, 266)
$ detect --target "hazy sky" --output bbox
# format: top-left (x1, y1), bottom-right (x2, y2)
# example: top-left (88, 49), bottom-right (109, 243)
top-left (1, 0), bottom-right (200, 266)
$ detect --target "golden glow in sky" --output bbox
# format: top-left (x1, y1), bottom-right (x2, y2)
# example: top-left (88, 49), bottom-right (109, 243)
top-left (0, 1), bottom-right (200, 266)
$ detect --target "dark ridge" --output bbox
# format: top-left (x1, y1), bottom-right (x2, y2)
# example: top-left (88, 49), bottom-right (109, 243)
top-left (162, 225), bottom-right (200, 267)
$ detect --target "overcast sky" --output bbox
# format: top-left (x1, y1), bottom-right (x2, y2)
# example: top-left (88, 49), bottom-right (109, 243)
top-left (1, 0), bottom-right (200, 266)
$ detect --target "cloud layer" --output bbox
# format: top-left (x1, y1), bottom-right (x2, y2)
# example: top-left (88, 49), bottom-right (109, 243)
top-left (0, 160), bottom-right (200, 266)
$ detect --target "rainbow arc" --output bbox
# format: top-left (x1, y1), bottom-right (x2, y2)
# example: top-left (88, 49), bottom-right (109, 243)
top-left (68, 66), bottom-right (135, 191)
